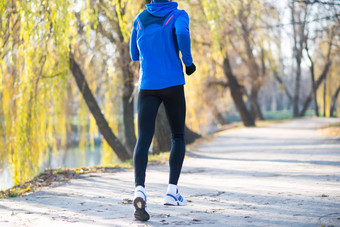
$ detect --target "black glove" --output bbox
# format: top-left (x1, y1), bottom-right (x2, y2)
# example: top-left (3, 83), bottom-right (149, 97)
top-left (186, 63), bottom-right (196, 76)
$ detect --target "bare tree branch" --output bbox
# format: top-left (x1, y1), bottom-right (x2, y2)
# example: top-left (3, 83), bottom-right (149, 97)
top-left (258, 15), bottom-right (339, 30)
top-left (295, 0), bottom-right (340, 6)
top-left (273, 71), bottom-right (293, 102)
top-left (95, 21), bottom-right (117, 43)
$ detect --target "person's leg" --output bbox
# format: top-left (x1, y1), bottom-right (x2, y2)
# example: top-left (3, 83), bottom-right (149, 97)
top-left (160, 85), bottom-right (187, 206)
top-left (161, 85), bottom-right (186, 186)
top-left (134, 90), bottom-right (162, 187)
top-left (133, 90), bottom-right (161, 221)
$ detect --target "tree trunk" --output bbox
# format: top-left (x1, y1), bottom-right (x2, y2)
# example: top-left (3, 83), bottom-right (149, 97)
top-left (95, 3), bottom-right (137, 155)
top-left (153, 104), bottom-right (202, 154)
top-left (239, 16), bottom-right (264, 121)
top-left (153, 104), bottom-right (171, 154)
top-left (69, 55), bottom-right (132, 161)
top-left (330, 85), bottom-right (340, 117)
top-left (323, 78), bottom-right (327, 117)
top-left (185, 125), bottom-right (201, 144)
top-left (213, 106), bottom-right (228, 125)
top-left (250, 88), bottom-right (264, 120)
top-left (291, 1), bottom-right (307, 117)
top-left (305, 40), bottom-right (319, 116)
top-left (118, 43), bottom-right (137, 154)
top-left (293, 56), bottom-right (302, 117)
top-left (310, 60), bottom-right (319, 116)
top-left (299, 61), bottom-right (332, 116)
top-left (222, 52), bottom-right (255, 127)
top-left (273, 71), bottom-right (293, 104)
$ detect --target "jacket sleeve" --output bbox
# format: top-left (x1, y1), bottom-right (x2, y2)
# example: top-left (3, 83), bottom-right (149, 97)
top-left (130, 20), bottom-right (140, 61)
top-left (174, 11), bottom-right (193, 67)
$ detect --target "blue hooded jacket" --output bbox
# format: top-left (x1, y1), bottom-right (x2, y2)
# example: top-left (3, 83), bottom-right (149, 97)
top-left (130, 1), bottom-right (193, 90)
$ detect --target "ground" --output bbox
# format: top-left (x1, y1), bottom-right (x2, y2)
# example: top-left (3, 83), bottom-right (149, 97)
top-left (0, 118), bottom-right (339, 227)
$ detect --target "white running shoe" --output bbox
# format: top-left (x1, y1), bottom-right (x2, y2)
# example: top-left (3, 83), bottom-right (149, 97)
top-left (133, 186), bottom-right (150, 221)
top-left (163, 190), bottom-right (187, 206)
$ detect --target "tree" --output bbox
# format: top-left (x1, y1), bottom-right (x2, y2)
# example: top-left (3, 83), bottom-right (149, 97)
top-left (94, 0), bottom-right (137, 153)
top-left (200, 0), bottom-right (255, 126)
top-left (299, 35), bottom-right (333, 116)
top-left (291, 0), bottom-right (308, 117)
top-left (299, 24), bottom-right (336, 116)
top-left (304, 32), bottom-right (319, 116)
top-left (222, 51), bottom-right (255, 126)
top-left (0, 0), bottom-right (78, 184)
top-left (236, 1), bottom-right (266, 120)
top-left (69, 54), bottom-right (132, 161)
top-left (268, 0), bottom-right (339, 117)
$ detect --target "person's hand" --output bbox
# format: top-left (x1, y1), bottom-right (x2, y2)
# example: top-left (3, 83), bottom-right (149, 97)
top-left (186, 63), bottom-right (196, 76)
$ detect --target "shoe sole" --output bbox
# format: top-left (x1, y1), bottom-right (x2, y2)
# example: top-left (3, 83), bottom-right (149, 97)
top-left (163, 197), bottom-right (187, 206)
top-left (164, 202), bottom-right (178, 206)
top-left (164, 202), bottom-right (187, 206)
top-left (133, 197), bottom-right (150, 221)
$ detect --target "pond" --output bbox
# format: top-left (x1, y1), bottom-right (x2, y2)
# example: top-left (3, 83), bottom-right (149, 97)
top-left (0, 145), bottom-right (103, 191)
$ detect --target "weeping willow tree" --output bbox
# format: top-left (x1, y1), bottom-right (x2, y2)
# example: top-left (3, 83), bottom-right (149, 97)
top-left (0, 0), bottom-right (135, 186)
top-left (0, 0), bottom-right (78, 185)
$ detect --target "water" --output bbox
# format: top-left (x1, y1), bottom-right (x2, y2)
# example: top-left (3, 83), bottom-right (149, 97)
top-left (0, 145), bottom-right (103, 191)
top-left (0, 164), bottom-right (13, 191)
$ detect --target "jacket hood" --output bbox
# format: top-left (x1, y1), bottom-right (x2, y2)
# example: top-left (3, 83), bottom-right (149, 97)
top-left (146, 2), bottom-right (178, 17)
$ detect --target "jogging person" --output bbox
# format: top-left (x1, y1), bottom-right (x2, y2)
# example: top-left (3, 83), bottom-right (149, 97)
top-left (130, 0), bottom-right (196, 221)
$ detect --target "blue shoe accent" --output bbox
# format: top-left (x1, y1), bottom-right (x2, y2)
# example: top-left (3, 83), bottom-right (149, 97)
top-left (164, 190), bottom-right (187, 206)
top-left (166, 193), bottom-right (178, 201)
top-left (137, 190), bottom-right (147, 201)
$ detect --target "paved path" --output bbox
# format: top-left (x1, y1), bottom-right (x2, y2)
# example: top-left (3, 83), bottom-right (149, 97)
top-left (0, 118), bottom-right (340, 227)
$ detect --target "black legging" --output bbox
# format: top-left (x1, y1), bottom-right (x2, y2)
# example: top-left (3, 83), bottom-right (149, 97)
top-left (134, 85), bottom-right (186, 187)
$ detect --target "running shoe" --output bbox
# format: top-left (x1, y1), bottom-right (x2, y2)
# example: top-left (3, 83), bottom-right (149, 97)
top-left (133, 186), bottom-right (150, 221)
top-left (163, 190), bottom-right (187, 206)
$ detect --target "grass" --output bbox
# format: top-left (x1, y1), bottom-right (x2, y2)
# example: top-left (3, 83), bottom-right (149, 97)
top-left (0, 152), bottom-right (170, 199)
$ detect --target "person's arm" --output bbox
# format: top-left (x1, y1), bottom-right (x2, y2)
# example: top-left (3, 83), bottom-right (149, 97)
top-left (130, 20), bottom-right (140, 61)
top-left (175, 11), bottom-right (196, 75)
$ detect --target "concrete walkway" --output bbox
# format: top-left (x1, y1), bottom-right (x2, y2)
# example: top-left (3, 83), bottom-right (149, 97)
top-left (0, 118), bottom-right (339, 227)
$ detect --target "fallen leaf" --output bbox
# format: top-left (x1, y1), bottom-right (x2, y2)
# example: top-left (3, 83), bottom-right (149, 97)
top-left (122, 199), bottom-right (132, 204)
top-left (212, 208), bottom-right (222, 211)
